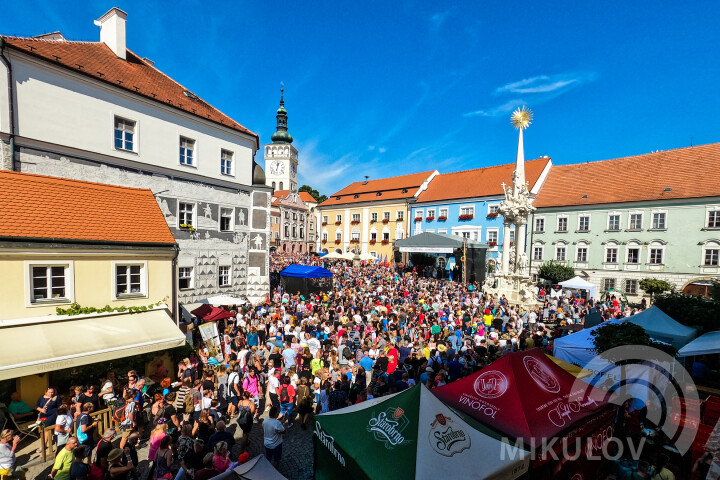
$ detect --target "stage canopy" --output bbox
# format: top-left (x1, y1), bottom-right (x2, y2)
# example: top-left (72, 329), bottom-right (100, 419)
top-left (678, 331), bottom-right (720, 357)
top-left (626, 306), bottom-right (698, 349)
top-left (280, 264), bottom-right (333, 278)
top-left (395, 232), bottom-right (487, 254)
top-left (314, 384), bottom-right (529, 480)
top-left (558, 276), bottom-right (599, 300)
top-left (432, 349), bottom-right (609, 444)
top-left (552, 319), bottom-right (622, 366)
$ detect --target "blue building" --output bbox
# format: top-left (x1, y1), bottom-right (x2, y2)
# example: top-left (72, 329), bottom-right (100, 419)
top-left (411, 158), bottom-right (552, 265)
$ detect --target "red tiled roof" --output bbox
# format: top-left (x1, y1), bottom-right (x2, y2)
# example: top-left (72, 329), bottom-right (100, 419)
top-left (534, 143), bottom-right (720, 208)
top-left (0, 171), bottom-right (176, 244)
top-left (1, 35), bottom-right (258, 143)
top-left (321, 170), bottom-right (436, 207)
top-left (417, 158), bottom-right (550, 203)
top-left (270, 190), bottom-right (316, 207)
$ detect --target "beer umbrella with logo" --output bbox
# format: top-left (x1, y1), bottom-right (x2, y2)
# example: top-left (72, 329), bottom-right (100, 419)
top-left (313, 384), bottom-right (529, 480)
top-left (431, 349), bottom-right (610, 446)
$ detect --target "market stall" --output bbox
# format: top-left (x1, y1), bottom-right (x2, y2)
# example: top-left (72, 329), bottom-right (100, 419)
top-left (279, 264), bottom-right (333, 297)
top-left (558, 276), bottom-right (599, 301)
top-left (626, 306), bottom-right (698, 349)
top-left (314, 384), bottom-right (529, 480)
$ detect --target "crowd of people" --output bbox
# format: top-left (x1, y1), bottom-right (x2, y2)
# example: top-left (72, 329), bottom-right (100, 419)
top-left (1, 252), bottom-right (650, 480)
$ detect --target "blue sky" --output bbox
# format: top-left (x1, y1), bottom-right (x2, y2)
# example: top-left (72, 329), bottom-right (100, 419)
top-left (3, 1), bottom-right (720, 195)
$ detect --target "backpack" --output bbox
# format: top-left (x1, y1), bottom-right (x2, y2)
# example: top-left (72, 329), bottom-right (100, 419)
top-left (183, 392), bottom-right (194, 414)
top-left (342, 346), bottom-right (352, 360)
top-left (279, 385), bottom-right (290, 404)
top-left (112, 400), bottom-right (133, 424)
top-left (296, 384), bottom-right (310, 403)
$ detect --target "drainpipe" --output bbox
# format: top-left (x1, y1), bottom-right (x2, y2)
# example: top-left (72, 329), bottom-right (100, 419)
top-left (0, 38), bottom-right (16, 170)
top-left (172, 243), bottom-right (179, 326)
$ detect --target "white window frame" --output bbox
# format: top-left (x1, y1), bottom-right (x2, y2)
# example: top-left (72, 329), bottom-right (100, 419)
top-left (648, 243), bottom-right (665, 265)
top-left (219, 207), bottom-right (234, 232)
top-left (651, 210), bottom-right (667, 230)
top-left (371, 212), bottom-right (378, 222)
top-left (396, 210), bottom-right (404, 221)
top-left (111, 260), bottom-right (148, 300)
top-left (438, 208), bottom-right (448, 219)
top-left (218, 265), bottom-right (232, 287)
top-left (626, 243), bottom-right (641, 264)
top-left (437, 228), bottom-right (448, 234)
top-left (414, 210), bottom-right (423, 220)
top-left (555, 243), bottom-right (567, 261)
top-left (335, 230), bottom-right (342, 240)
top-left (383, 211), bottom-right (391, 221)
top-left (576, 243), bottom-right (588, 263)
top-left (487, 203), bottom-right (500, 215)
top-left (351, 227), bottom-right (361, 241)
top-left (178, 266), bottom-right (194, 290)
top-left (603, 278), bottom-right (616, 291)
top-left (220, 149), bottom-right (234, 176)
top-left (459, 205), bottom-right (475, 217)
top-left (25, 261), bottom-right (75, 307)
top-left (426, 208), bottom-right (436, 219)
top-left (578, 214), bottom-right (590, 232)
top-left (178, 201), bottom-right (196, 228)
top-left (322, 231), bottom-right (328, 241)
top-left (604, 243), bottom-right (619, 264)
top-left (607, 212), bottom-right (621, 231)
top-left (336, 214), bottom-right (342, 223)
top-left (532, 244), bottom-right (544, 261)
top-left (113, 116), bottom-right (137, 153)
top-left (179, 136), bottom-right (196, 167)
top-left (707, 208), bottom-right (720, 228)
top-left (351, 213), bottom-right (361, 222)
top-left (322, 215), bottom-right (328, 224)
top-left (534, 216), bottom-right (545, 233)
top-left (625, 279), bottom-right (638, 295)
top-left (486, 228), bottom-right (499, 245)
top-left (557, 215), bottom-right (568, 232)
top-left (703, 241), bottom-right (720, 266)
top-left (628, 211), bottom-right (643, 230)
top-left (395, 226), bottom-right (404, 240)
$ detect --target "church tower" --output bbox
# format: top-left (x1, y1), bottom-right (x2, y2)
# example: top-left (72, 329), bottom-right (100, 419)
top-left (264, 88), bottom-right (298, 192)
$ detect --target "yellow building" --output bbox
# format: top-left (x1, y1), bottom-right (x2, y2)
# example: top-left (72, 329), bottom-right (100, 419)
top-left (318, 170), bottom-right (438, 260)
top-left (0, 171), bottom-right (184, 399)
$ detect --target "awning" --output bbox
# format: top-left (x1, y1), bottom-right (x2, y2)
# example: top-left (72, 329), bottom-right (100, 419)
top-left (204, 307), bottom-right (235, 322)
top-left (395, 232), bottom-right (487, 254)
top-left (0, 308), bottom-right (185, 381)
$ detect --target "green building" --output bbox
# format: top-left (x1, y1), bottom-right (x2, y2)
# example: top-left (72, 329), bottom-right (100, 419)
top-left (529, 143), bottom-right (720, 301)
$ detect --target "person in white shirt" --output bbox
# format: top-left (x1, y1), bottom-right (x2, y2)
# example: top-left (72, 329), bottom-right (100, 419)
top-left (267, 369), bottom-right (281, 410)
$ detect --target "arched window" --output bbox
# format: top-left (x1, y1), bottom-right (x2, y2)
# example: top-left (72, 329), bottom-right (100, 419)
top-left (702, 240), bottom-right (720, 267)
top-left (272, 181), bottom-right (276, 189)
top-left (279, 182), bottom-right (284, 190)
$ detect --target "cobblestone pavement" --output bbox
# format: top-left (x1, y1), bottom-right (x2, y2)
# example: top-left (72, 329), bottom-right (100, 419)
top-left (21, 413), bottom-right (315, 480)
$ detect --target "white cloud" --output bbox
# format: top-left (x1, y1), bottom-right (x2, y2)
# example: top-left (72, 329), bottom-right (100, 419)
top-left (378, 147), bottom-right (387, 153)
top-left (464, 99), bottom-right (526, 117)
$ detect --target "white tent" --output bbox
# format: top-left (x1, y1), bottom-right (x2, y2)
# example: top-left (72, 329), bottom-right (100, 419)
top-left (559, 276), bottom-right (598, 300)
top-left (210, 455), bottom-right (287, 480)
top-left (323, 251), bottom-right (346, 260)
top-left (200, 295), bottom-right (246, 306)
top-left (627, 306), bottom-right (698, 349)
top-left (678, 331), bottom-right (720, 357)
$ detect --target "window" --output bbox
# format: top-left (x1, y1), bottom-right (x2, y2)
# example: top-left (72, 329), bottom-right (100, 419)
top-left (439, 208), bottom-right (448, 218)
top-left (555, 245), bottom-right (566, 261)
top-left (627, 247), bottom-right (640, 264)
top-left (533, 245), bottom-right (544, 261)
top-left (114, 117), bottom-right (135, 151)
top-left (461, 232), bottom-right (471, 239)
top-left (487, 230), bottom-right (498, 244)
top-left (220, 207), bottom-right (233, 231)
top-left (279, 182), bottom-right (283, 190)
top-left (460, 206), bottom-right (474, 216)
top-left (179, 267), bottom-right (193, 290)
top-left (115, 264), bottom-right (144, 297)
top-left (625, 279), bottom-right (638, 295)
top-left (219, 266), bottom-right (231, 287)
top-left (284, 225), bottom-right (289, 237)
top-left (395, 227), bottom-right (404, 240)
top-left (649, 247), bottom-right (664, 264)
top-left (371, 212), bottom-right (378, 222)
top-left (322, 215), bottom-right (328, 224)
top-left (383, 231), bottom-right (390, 241)
top-left (652, 212), bottom-right (666, 229)
top-left (608, 214), bottom-right (620, 231)
top-left (396, 211), bottom-right (404, 221)
top-left (322, 232), bottom-right (328, 241)
top-left (370, 231), bottom-right (377, 241)
top-left (578, 215), bottom-right (590, 232)
top-left (292, 212), bottom-right (297, 221)
top-left (335, 231), bottom-right (342, 240)
top-left (629, 213), bottom-right (643, 230)
top-left (535, 217), bottom-right (545, 233)
top-left (437, 229), bottom-right (448, 234)
top-left (31, 265), bottom-right (68, 302)
top-left (603, 278), bottom-right (616, 291)
top-left (352, 213), bottom-right (361, 222)
top-left (179, 137), bottom-right (195, 166)
top-left (220, 149), bottom-right (233, 175)
top-left (708, 210), bottom-right (720, 228)
top-left (488, 204), bottom-right (499, 214)
top-left (509, 230), bottom-right (515, 243)
top-left (557, 217), bottom-right (568, 232)
top-left (179, 202), bottom-right (195, 227)
top-left (705, 248), bottom-right (720, 266)
top-left (383, 211), bottom-right (391, 220)
top-left (336, 214), bottom-right (342, 223)
top-left (415, 210), bottom-right (423, 220)
top-left (576, 247), bottom-right (588, 263)
top-left (351, 230), bottom-right (360, 241)
top-left (300, 227), bottom-right (304, 239)
top-left (605, 247), bottom-right (618, 263)
top-left (427, 209), bottom-right (436, 218)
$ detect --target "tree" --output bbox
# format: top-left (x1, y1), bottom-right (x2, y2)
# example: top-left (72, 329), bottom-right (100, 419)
top-left (654, 292), bottom-right (720, 332)
top-left (299, 185), bottom-right (328, 204)
top-left (537, 261), bottom-right (575, 284)
top-left (639, 278), bottom-right (673, 302)
top-left (592, 322), bottom-right (677, 357)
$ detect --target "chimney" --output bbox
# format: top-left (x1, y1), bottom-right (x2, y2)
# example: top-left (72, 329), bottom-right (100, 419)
top-left (94, 7), bottom-right (128, 60)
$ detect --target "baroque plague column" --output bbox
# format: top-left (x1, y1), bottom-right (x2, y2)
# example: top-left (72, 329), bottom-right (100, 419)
top-left (485, 106), bottom-right (536, 305)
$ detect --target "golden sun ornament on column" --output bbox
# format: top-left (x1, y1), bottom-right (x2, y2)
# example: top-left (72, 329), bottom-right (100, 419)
top-left (511, 106), bottom-right (533, 130)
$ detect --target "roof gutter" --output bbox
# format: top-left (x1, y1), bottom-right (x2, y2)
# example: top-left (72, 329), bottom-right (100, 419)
top-left (0, 38), bottom-right (16, 170)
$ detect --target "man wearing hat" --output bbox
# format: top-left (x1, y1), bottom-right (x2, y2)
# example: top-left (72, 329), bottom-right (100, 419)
top-left (106, 448), bottom-right (135, 479)
top-left (94, 428), bottom-right (116, 474)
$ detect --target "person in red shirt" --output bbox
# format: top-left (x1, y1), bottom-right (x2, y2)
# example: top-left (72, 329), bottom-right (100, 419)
top-left (387, 342), bottom-right (399, 374)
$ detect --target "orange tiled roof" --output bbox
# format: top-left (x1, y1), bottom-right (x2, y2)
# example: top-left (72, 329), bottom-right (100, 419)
top-left (0, 171), bottom-right (176, 244)
top-left (416, 158), bottom-right (550, 203)
top-left (270, 190), bottom-right (316, 207)
top-left (321, 170), bottom-right (436, 207)
top-left (534, 143), bottom-right (720, 208)
top-left (1, 35), bottom-right (258, 144)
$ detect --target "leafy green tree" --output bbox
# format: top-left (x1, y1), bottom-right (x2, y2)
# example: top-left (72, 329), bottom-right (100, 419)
top-left (639, 278), bottom-right (673, 301)
top-left (537, 261), bottom-right (575, 284)
top-left (592, 322), bottom-right (677, 357)
top-left (654, 292), bottom-right (720, 332)
top-left (299, 185), bottom-right (328, 203)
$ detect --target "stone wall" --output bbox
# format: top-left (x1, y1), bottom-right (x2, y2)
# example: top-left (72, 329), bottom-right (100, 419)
top-left (0, 138), bottom-right (11, 171)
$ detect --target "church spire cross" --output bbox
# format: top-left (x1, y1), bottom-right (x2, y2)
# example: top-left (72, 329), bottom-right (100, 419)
top-left (271, 83), bottom-right (293, 144)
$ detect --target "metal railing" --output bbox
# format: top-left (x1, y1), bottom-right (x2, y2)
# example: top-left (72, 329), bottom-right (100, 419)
top-left (39, 408), bottom-right (116, 462)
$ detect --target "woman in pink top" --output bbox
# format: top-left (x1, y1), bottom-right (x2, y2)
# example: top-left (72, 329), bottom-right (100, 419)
top-left (213, 441), bottom-right (231, 472)
top-left (147, 420), bottom-right (168, 463)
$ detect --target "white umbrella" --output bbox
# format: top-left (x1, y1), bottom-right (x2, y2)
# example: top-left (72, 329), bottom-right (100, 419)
top-left (323, 251), bottom-right (346, 259)
top-left (200, 295), bottom-right (246, 306)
